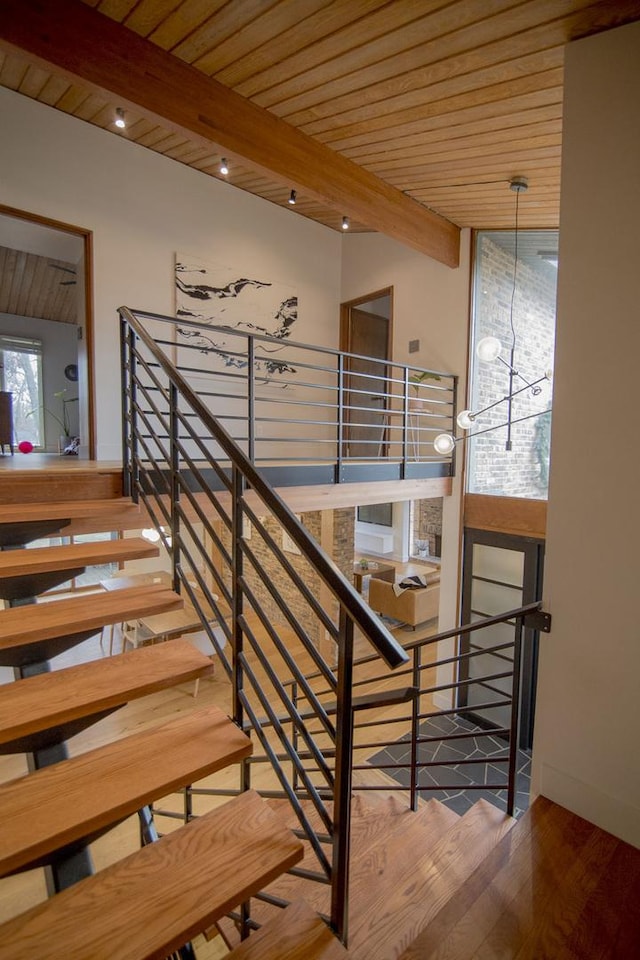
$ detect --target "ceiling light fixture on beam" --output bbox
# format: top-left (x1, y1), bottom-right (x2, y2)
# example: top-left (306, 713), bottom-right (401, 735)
top-left (114, 107), bottom-right (125, 129)
top-left (288, 189), bottom-right (296, 205)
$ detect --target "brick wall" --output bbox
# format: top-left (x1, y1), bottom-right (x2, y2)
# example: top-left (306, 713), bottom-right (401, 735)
top-left (411, 498), bottom-right (443, 557)
top-left (219, 507), bottom-right (355, 646)
top-left (469, 235), bottom-right (556, 498)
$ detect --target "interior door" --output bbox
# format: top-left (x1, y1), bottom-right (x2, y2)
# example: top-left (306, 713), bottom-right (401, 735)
top-left (340, 290), bottom-right (392, 459)
top-left (458, 528), bottom-right (544, 749)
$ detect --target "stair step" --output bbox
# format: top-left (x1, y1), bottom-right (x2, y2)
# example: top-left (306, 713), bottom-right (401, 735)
top-left (0, 584), bottom-right (184, 667)
top-left (0, 537), bottom-right (160, 600)
top-left (0, 639), bottom-right (216, 754)
top-left (0, 789), bottom-right (303, 960)
top-left (0, 704), bottom-right (252, 878)
top-left (347, 798), bottom-right (515, 960)
top-left (0, 498), bottom-right (143, 545)
top-left (217, 796), bottom-right (459, 951)
top-left (226, 900), bottom-right (349, 958)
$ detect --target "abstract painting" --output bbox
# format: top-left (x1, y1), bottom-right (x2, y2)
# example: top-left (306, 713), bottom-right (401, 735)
top-left (175, 254), bottom-right (299, 379)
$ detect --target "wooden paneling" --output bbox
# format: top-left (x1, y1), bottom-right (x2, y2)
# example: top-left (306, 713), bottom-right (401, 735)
top-left (0, 245), bottom-right (78, 325)
top-left (464, 493), bottom-right (547, 539)
top-left (1, 0), bottom-right (639, 241)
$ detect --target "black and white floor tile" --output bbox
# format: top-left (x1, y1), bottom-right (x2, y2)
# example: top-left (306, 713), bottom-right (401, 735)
top-left (369, 713), bottom-right (531, 818)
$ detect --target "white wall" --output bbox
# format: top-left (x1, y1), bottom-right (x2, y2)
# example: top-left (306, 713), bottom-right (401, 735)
top-left (0, 87), bottom-right (343, 458)
top-left (341, 232), bottom-right (471, 630)
top-left (533, 21), bottom-right (640, 847)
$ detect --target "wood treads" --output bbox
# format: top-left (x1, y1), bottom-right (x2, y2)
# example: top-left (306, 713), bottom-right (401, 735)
top-left (0, 498), bottom-right (140, 524)
top-left (0, 537), bottom-right (159, 579)
top-left (0, 584), bottom-right (183, 666)
top-left (398, 796), bottom-right (640, 960)
top-left (226, 900), bottom-right (349, 958)
top-left (0, 790), bottom-right (304, 960)
top-left (347, 798), bottom-right (514, 960)
top-left (0, 705), bottom-right (252, 877)
top-left (0, 639), bottom-right (215, 754)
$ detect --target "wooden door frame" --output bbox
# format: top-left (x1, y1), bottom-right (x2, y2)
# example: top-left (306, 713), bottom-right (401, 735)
top-left (0, 203), bottom-right (96, 459)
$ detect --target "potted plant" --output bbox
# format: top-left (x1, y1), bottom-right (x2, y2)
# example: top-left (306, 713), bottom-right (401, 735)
top-left (408, 370), bottom-right (440, 411)
top-left (27, 390), bottom-right (79, 454)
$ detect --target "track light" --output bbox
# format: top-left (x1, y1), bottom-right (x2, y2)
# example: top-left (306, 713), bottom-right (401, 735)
top-left (288, 189), bottom-right (297, 205)
top-left (342, 216), bottom-right (350, 230)
top-left (219, 158), bottom-right (229, 176)
top-left (114, 107), bottom-right (126, 129)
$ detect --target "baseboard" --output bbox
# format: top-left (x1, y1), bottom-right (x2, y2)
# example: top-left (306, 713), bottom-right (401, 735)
top-left (538, 762), bottom-right (640, 850)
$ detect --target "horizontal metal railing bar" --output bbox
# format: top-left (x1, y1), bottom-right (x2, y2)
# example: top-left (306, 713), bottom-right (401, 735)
top-left (351, 782), bottom-right (508, 792)
top-left (417, 670), bottom-right (514, 698)
top-left (238, 687), bottom-right (333, 880)
top-left (418, 699), bottom-right (512, 721)
top-left (239, 652), bottom-right (334, 838)
top-left (240, 509), bottom-right (340, 643)
top-left (134, 307), bottom-right (457, 380)
top-left (239, 615), bottom-right (336, 787)
top-left (300, 603), bottom-right (540, 685)
top-left (239, 575), bottom-right (339, 695)
top-left (287, 867), bottom-right (331, 885)
top-left (470, 608), bottom-right (517, 625)
top-left (416, 727), bottom-right (511, 744)
top-left (124, 308), bottom-right (410, 671)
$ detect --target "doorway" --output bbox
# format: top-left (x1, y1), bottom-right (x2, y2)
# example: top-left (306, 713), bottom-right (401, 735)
top-left (0, 205), bottom-right (94, 458)
top-left (459, 528), bottom-right (544, 750)
top-left (340, 288), bottom-right (393, 459)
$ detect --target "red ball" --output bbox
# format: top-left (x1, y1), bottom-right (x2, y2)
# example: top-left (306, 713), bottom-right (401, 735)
top-left (18, 440), bottom-right (34, 454)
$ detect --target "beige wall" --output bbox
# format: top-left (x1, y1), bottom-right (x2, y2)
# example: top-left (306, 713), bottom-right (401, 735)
top-left (0, 87), bottom-right (343, 459)
top-left (533, 21), bottom-right (640, 847)
top-left (340, 232), bottom-right (471, 632)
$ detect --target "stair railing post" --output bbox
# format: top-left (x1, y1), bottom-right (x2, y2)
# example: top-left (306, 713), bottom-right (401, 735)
top-left (169, 382), bottom-right (181, 593)
top-left (336, 353), bottom-right (345, 482)
top-left (410, 645), bottom-right (421, 811)
top-left (247, 335), bottom-right (255, 462)
top-left (331, 607), bottom-right (355, 945)
top-left (507, 615), bottom-right (524, 816)
top-left (120, 317), bottom-right (139, 501)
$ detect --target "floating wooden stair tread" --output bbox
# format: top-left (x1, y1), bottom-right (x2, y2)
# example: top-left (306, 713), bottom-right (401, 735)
top-left (0, 790), bottom-right (304, 960)
top-left (0, 537), bottom-right (159, 580)
top-left (0, 584), bottom-right (184, 666)
top-left (0, 704), bottom-right (252, 878)
top-left (0, 498), bottom-right (141, 525)
top-left (226, 900), bottom-right (349, 958)
top-left (0, 639), bottom-right (215, 754)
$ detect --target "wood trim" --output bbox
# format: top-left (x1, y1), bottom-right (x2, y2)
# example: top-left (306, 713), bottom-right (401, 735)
top-left (464, 494), bottom-right (547, 539)
top-left (0, 0), bottom-right (460, 267)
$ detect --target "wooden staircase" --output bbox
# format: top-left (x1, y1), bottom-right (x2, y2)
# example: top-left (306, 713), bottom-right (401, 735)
top-left (0, 496), bottom-right (349, 959)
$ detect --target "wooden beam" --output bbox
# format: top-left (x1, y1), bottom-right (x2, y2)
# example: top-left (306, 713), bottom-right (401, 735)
top-left (0, 0), bottom-right (460, 267)
top-left (464, 494), bottom-right (547, 539)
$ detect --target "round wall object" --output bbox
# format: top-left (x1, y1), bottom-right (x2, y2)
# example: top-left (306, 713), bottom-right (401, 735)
top-left (64, 363), bottom-right (78, 382)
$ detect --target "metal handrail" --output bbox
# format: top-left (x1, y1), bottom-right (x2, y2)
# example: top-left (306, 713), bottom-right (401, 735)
top-left (120, 306), bottom-right (415, 944)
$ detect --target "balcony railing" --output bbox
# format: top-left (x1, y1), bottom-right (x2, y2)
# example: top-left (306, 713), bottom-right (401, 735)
top-left (123, 308), bottom-right (457, 485)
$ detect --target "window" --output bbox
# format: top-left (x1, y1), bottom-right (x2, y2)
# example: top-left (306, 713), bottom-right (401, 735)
top-left (466, 231), bottom-right (557, 499)
top-left (0, 335), bottom-right (43, 446)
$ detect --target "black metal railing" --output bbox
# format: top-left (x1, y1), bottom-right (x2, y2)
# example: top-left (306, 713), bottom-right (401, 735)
top-left (120, 306), bottom-right (410, 943)
top-left (122, 308), bottom-right (457, 485)
top-left (302, 602), bottom-right (542, 817)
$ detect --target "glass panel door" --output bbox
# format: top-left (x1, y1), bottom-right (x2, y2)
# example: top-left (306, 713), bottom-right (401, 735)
top-left (459, 529), bottom-right (544, 748)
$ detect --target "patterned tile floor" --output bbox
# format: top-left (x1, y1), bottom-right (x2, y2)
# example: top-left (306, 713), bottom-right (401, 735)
top-left (369, 712), bottom-right (532, 818)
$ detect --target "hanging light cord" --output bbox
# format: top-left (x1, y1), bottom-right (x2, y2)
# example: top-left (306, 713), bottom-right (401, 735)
top-left (509, 185), bottom-right (521, 351)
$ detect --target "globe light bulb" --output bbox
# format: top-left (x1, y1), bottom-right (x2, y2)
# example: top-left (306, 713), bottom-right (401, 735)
top-left (434, 433), bottom-right (456, 455)
top-left (476, 336), bottom-right (502, 362)
top-left (456, 409), bottom-right (475, 430)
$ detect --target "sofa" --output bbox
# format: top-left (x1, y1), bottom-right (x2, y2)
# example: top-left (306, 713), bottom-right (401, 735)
top-left (368, 575), bottom-right (440, 628)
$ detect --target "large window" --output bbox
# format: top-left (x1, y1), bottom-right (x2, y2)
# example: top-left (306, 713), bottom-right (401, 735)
top-left (466, 231), bottom-right (557, 499)
top-left (0, 335), bottom-right (43, 446)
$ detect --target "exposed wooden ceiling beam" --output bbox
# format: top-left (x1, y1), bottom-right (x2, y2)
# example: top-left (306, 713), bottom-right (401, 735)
top-left (0, 0), bottom-right (460, 267)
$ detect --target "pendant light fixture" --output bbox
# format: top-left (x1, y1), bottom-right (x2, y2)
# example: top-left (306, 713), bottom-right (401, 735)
top-left (434, 177), bottom-right (553, 455)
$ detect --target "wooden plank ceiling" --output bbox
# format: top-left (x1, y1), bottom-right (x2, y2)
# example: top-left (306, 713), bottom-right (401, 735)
top-left (0, 246), bottom-right (78, 325)
top-left (1, 0), bottom-right (639, 262)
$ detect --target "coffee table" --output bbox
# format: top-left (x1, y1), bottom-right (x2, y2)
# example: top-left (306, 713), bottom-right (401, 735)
top-left (353, 560), bottom-right (396, 593)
